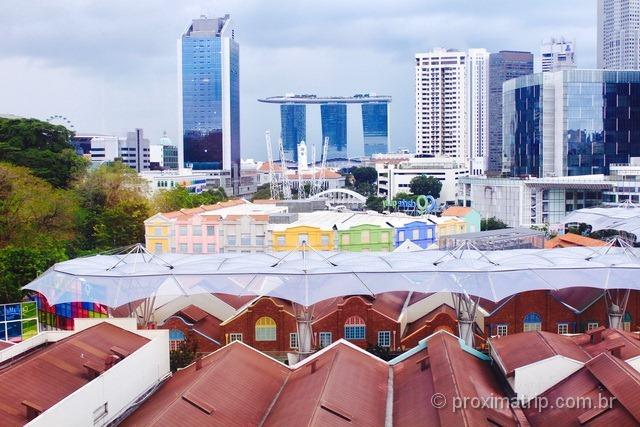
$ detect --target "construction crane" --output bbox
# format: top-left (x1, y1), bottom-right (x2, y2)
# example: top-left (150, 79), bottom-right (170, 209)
top-left (278, 137), bottom-right (292, 200)
top-left (312, 137), bottom-right (329, 195)
top-left (308, 142), bottom-right (318, 198)
top-left (264, 131), bottom-right (279, 200)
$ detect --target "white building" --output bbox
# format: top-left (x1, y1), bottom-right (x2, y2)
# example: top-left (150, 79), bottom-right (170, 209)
top-left (541, 37), bottom-right (576, 72)
top-left (466, 48), bottom-right (490, 175)
top-left (603, 157), bottom-right (640, 204)
top-left (458, 175), bottom-right (610, 227)
top-left (598, 0), bottom-right (640, 69)
top-left (415, 49), bottom-right (467, 159)
top-left (89, 129), bottom-right (151, 172)
top-left (376, 156), bottom-right (469, 204)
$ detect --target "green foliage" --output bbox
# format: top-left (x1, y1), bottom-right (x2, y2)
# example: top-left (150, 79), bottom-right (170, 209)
top-left (0, 242), bottom-right (68, 304)
top-left (393, 192), bottom-right (417, 202)
top-left (170, 332), bottom-right (199, 372)
top-left (409, 175), bottom-right (442, 199)
top-left (365, 195), bottom-right (385, 212)
top-left (0, 163), bottom-right (80, 247)
top-left (481, 217), bottom-right (509, 231)
top-left (0, 118), bottom-right (88, 188)
top-left (152, 186), bottom-right (228, 212)
top-left (251, 183), bottom-right (273, 201)
top-left (351, 167), bottom-right (378, 186)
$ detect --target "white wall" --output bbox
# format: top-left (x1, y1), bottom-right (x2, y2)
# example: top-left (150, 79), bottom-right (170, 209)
top-left (0, 331), bottom-right (73, 363)
top-left (513, 355), bottom-right (584, 401)
top-left (27, 328), bottom-right (170, 427)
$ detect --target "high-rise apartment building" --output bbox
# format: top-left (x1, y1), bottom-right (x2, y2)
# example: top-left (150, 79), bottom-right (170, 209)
top-left (503, 70), bottom-right (640, 177)
top-left (466, 49), bottom-right (490, 175)
top-left (415, 49), bottom-right (467, 158)
top-left (598, 0), bottom-right (640, 69)
top-left (487, 51), bottom-right (534, 175)
top-left (179, 15), bottom-right (240, 186)
top-left (541, 37), bottom-right (576, 72)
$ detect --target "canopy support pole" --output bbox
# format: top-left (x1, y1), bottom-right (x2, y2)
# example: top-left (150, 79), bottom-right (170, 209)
top-left (605, 289), bottom-right (630, 330)
top-left (453, 293), bottom-right (479, 347)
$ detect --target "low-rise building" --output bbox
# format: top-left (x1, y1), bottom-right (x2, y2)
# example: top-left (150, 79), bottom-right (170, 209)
top-left (89, 129), bottom-right (151, 172)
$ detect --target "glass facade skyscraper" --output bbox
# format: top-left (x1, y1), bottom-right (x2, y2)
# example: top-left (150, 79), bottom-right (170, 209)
top-left (488, 51), bottom-right (533, 175)
top-left (179, 15), bottom-right (240, 185)
top-left (280, 104), bottom-right (306, 161)
top-left (503, 70), bottom-right (640, 177)
top-left (362, 102), bottom-right (389, 157)
top-left (321, 104), bottom-right (347, 160)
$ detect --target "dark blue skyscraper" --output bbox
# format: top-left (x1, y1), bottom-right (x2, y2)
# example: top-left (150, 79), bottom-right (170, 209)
top-left (280, 104), bottom-right (306, 161)
top-left (321, 104), bottom-right (347, 160)
top-left (362, 102), bottom-right (389, 156)
top-left (503, 70), bottom-right (640, 177)
top-left (179, 15), bottom-right (240, 186)
top-left (488, 51), bottom-right (533, 175)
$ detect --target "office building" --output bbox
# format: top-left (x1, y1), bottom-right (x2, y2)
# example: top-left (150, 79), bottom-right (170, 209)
top-left (179, 15), bottom-right (240, 186)
top-left (149, 131), bottom-right (178, 170)
top-left (466, 48), bottom-right (490, 175)
top-left (89, 129), bottom-right (150, 172)
top-left (259, 94), bottom-right (391, 161)
top-left (598, 0), bottom-right (640, 69)
top-left (487, 51), bottom-right (533, 175)
top-left (541, 37), bottom-right (576, 72)
top-left (415, 48), bottom-right (467, 158)
top-left (280, 103), bottom-right (306, 161)
top-left (503, 70), bottom-right (640, 178)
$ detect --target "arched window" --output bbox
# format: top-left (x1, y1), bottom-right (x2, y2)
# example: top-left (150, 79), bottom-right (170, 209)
top-left (255, 316), bottom-right (277, 341)
top-left (344, 316), bottom-right (366, 340)
top-left (169, 329), bottom-right (185, 351)
top-left (624, 312), bottom-right (632, 332)
top-left (523, 313), bottom-right (542, 332)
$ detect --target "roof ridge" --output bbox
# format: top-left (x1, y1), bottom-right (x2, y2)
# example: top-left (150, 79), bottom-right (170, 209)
top-left (309, 348), bottom-right (340, 425)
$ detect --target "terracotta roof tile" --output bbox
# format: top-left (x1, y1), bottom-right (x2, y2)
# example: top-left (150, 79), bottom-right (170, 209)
top-left (442, 206), bottom-right (473, 217)
top-left (490, 331), bottom-right (591, 376)
top-left (0, 340), bottom-right (14, 351)
top-left (545, 233), bottom-right (607, 248)
top-left (550, 287), bottom-right (604, 313)
top-left (0, 322), bottom-right (149, 426)
top-left (571, 328), bottom-right (640, 360)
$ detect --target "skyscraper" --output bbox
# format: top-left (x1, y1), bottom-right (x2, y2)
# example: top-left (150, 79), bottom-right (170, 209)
top-left (541, 37), bottom-right (576, 72)
top-left (503, 70), bottom-right (640, 177)
top-left (487, 51), bottom-right (534, 175)
top-left (280, 103), bottom-right (306, 162)
top-left (179, 15), bottom-right (240, 184)
top-left (415, 48), bottom-right (467, 158)
top-left (361, 102), bottom-right (389, 157)
top-left (466, 48), bottom-right (490, 175)
top-left (598, 0), bottom-right (640, 69)
top-left (321, 103), bottom-right (348, 160)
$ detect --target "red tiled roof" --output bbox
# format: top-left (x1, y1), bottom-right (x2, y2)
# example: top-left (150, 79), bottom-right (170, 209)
top-left (544, 233), bottom-right (607, 248)
top-left (571, 328), bottom-right (640, 360)
top-left (0, 340), bottom-right (14, 351)
top-left (223, 214), bottom-right (270, 222)
top-left (394, 331), bottom-right (519, 426)
top-left (213, 293), bottom-right (256, 310)
top-left (178, 305), bottom-right (209, 323)
top-left (263, 343), bottom-right (388, 426)
top-left (403, 303), bottom-right (457, 340)
top-left (0, 322), bottom-right (149, 426)
top-left (174, 305), bottom-right (222, 341)
top-left (121, 342), bottom-right (290, 426)
top-left (524, 352), bottom-right (640, 426)
top-left (441, 206), bottom-right (473, 217)
top-left (312, 293), bottom-right (409, 324)
top-left (490, 331), bottom-right (591, 376)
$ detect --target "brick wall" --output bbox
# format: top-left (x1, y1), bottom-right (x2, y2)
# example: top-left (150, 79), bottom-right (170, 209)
top-left (161, 317), bottom-right (220, 353)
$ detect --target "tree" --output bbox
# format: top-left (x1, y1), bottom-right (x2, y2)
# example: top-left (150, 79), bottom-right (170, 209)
top-left (0, 163), bottom-right (80, 248)
top-left (0, 118), bottom-right (88, 188)
top-left (170, 331), bottom-right (199, 372)
top-left (351, 167), bottom-right (378, 186)
top-left (152, 186), bottom-right (228, 212)
top-left (481, 217), bottom-right (509, 231)
top-left (0, 242), bottom-right (67, 304)
top-left (251, 183), bottom-right (273, 201)
top-left (365, 195), bottom-right (385, 212)
top-left (409, 175), bottom-right (442, 199)
top-left (75, 162), bottom-right (151, 251)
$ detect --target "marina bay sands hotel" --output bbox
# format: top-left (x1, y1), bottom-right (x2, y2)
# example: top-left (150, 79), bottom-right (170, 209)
top-left (258, 94), bottom-right (391, 161)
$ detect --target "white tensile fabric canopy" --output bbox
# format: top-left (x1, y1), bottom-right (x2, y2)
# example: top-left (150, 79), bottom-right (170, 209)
top-left (23, 243), bottom-right (640, 307)
top-left (562, 204), bottom-right (640, 242)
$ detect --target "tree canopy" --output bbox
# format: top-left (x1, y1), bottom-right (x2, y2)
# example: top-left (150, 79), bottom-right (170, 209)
top-left (153, 186), bottom-right (228, 212)
top-left (409, 175), bottom-right (442, 199)
top-left (0, 118), bottom-right (88, 188)
top-left (481, 217), bottom-right (509, 231)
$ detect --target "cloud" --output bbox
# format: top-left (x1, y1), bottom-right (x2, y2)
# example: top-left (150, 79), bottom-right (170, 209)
top-left (0, 0), bottom-right (598, 158)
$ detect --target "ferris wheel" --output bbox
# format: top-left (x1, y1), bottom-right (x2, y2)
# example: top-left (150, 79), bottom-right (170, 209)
top-left (46, 115), bottom-right (75, 131)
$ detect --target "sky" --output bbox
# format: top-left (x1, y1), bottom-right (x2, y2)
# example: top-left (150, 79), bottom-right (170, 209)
top-left (0, 0), bottom-right (597, 160)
